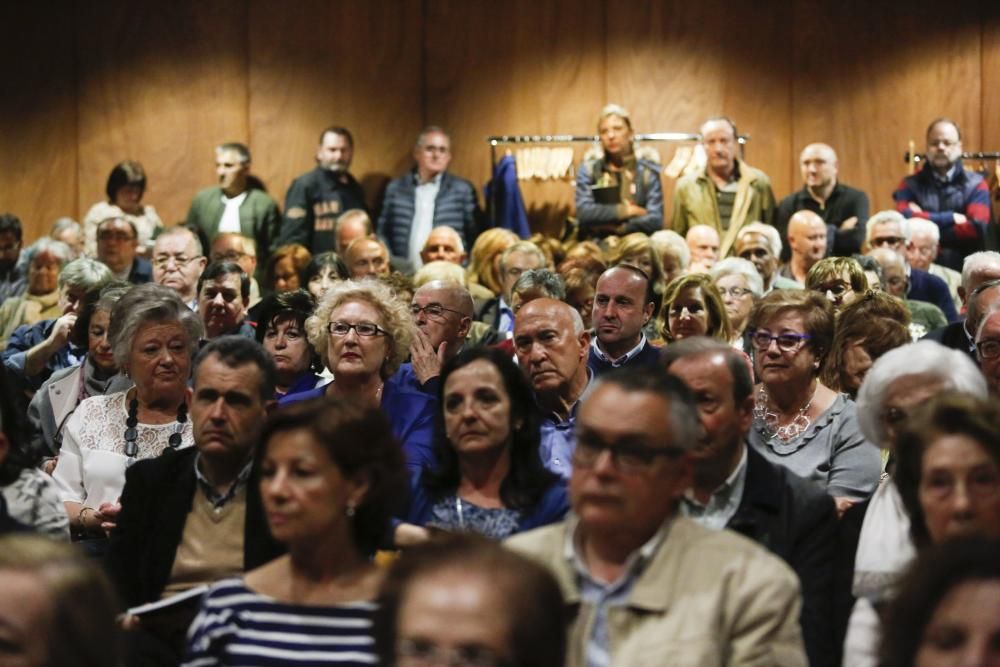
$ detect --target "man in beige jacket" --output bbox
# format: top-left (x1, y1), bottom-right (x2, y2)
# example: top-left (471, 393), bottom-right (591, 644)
top-left (506, 367), bottom-right (806, 667)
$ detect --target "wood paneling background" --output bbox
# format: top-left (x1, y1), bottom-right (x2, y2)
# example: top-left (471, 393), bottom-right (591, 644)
top-left (1, 0), bottom-right (998, 244)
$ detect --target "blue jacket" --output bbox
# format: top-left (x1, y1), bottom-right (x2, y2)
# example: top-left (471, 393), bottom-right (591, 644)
top-left (377, 170), bottom-right (483, 263)
top-left (909, 267), bottom-right (959, 322)
top-left (485, 155), bottom-right (530, 238)
top-left (2, 319), bottom-right (80, 392)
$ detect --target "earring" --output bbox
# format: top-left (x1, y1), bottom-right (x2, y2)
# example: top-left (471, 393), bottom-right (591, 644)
top-left (346, 504), bottom-right (356, 518)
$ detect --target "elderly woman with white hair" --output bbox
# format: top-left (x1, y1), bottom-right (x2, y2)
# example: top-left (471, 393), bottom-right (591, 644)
top-left (0, 239), bottom-right (74, 348)
top-left (710, 257), bottom-right (763, 350)
top-left (282, 279), bottom-right (436, 474)
top-left (839, 339), bottom-right (988, 665)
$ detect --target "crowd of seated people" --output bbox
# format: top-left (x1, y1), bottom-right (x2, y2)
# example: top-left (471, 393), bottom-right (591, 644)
top-left (0, 107), bottom-right (998, 667)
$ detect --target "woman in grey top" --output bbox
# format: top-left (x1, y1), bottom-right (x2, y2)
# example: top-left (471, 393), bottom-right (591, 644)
top-left (746, 289), bottom-right (880, 516)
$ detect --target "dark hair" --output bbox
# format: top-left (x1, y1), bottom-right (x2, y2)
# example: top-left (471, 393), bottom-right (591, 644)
top-left (104, 160), bottom-right (146, 202)
top-left (217, 142), bottom-right (250, 163)
top-left (879, 538), bottom-right (1000, 667)
top-left (319, 126), bottom-right (354, 147)
top-left (895, 392), bottom-right (1000, 548)
top-left (374, 533), bottom-right (567, 667)
top-left (595, 366), bottom-right (702, 451)
top-left (747, 289), bottom-right (835, 366)
top-left (254, 289), bottom-right (322, 373)
top-left (194, 335), bottom-right (277, 401)
top-left (303, 251), bottom-right (349, 285)
top-left (0, 364), bottom-right (33, 479)
top-left (423, 347), bottom-right (555, 511)
top-left (0, 212), bottom-right (23, 242)
top-left (197, 260), bottom-right (250, 300)
top-left (257, 396), bottom-right (408, 555)
top-left (266, 244), bottom-right (312, 291)
top-left (70, 281), bottom-right (131, 349)
top-left (661, 336), bottom-right (754, 404)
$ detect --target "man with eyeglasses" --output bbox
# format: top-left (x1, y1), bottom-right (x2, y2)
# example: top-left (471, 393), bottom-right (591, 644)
top-left (196, 262), bottom-right (253, 341)
top-left (869, 248), bottom-right (950, 336)
top-left (95, 217), bottom-right (151, 285)
top-left (152, 227), bottom-right (208, 310)
top-left (893, 118), bottom-right (990, 271)
top-left (663, 338), bottom-right (837, 666)
top-left (397, 281), bottom-right (474, 391)
top-left (507, 367), bottom-right (807, 667)
top-left (734, 223), bottom-right (802, 294)
top-left (866, 211), bottom-right (958, 322)
top-left (588, 265), bottom-right (659, 376)
top-left (924, 252), bottom-right (1000, 361)
top-left (975, 305), bottom-right (1000, 396)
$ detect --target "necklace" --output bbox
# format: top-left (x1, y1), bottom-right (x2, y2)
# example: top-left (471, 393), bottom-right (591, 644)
top-left (753, 385), bottom-right (815, 442)
top-left (124, 395), bottom-right (187, 460)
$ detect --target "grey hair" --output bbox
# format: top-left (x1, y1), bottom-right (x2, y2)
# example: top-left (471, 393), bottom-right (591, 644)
top-left (422, 225), bottom-right (465, 253)
top-left (500, 241), bottom-right (546, 272)
top-left (305, 279), bottom-right (414, 380)
top-left (650, 230), bottom-right (690, 269)
top-left (513, 269), bottom-right (566, 301)
top-left (413, 261), bottom-right (467, 288)
top-left (865, 210), bottom-right (911, 244)
top-left (737, 222), bottom-right (782, 258)
top-left (906, 218), bottom-right (940, 244)
top-left (50, 217), bottom-right (81, 237)
top-left (855, 340), bottom-right (987, 446)
top-left (57, 257), bottom-right (114, 291)
top-left (961, 251), bottom-right (1000, 293)
top-left (415, 125), bottom-right (450, 150)
top-left (976, 301), bottom-right (1000, 342)
top-left (709, 257), bottom-right (764, 297)
top-left (25, 238), bottom-right (72, 267)
top-left (109, 283), bottom-right (204, 370)
top-left (568, 305), bottom-right (585, 335)
top-left (968, 278), bottom-right (1000, 327)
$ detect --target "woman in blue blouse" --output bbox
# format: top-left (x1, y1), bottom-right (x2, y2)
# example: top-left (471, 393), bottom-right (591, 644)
top-left (395, 347), bottom-right (568, 545)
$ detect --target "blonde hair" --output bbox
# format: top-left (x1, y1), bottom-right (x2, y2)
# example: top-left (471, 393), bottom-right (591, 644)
top-left (414, 260), bottom-right (467, 287)
top-left (467, 228), bottom-right (518, 294)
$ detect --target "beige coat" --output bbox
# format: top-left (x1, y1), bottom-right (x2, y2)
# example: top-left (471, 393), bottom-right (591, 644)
top-left (506, 517), bottom-right (806, 667)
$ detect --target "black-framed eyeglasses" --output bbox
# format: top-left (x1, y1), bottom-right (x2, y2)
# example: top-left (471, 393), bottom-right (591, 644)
top-left (410, 303), bottom-right (465, 320)
top-left (327, 321), bottom-right (387, 337)
top-left (871, 236), bottom-right (904, 247)
top-left (811, 281), bottom-right (852, 298)
top-left (573, 433), bottom-right (684, 474)
top-left (749, 330), bottom-right (812, 352)
top-left (396, 639), bottom-right (512, 667)
top-left (977, 339), bottom-right (1000, 360)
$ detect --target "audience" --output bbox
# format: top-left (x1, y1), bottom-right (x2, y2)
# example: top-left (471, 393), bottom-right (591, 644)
top-left (406, 280), bottom-right (475, 388)
top-left (302, 250), bottom-right (350, 302)
top-left (906, 217), bottom-right (963, 311)
top-left (334, 208), bottom-right (374, 255)
top-left (419, 225), bottom-right (468, 267)
top-left (95, 217), bottom-right (152, 284)
top-left (685, 223), bottom-right (721, 273)
top-left (924, 251), bottom-right (1000, 360)
top-left (197, 261), bottom-right (253, 340)
top-left (735, 221), bottom-right (802, 292)
top-left (344, 237), bottom-right (391, 279)
top-left (50, 217), bottom-right (85, 258)
top-left (477, 240), bottom-right (546, 336)
top-left (264, 242), bottom-right (311, 293)
top-left (465, 227), bottom-right (518, 301)
top-left (804, 255), bottom-right (867, 312)
top-left (976, 305), bottom-right (1000, 396)
top-left (649, 228), bottom-right (689, 282)
top-left (209, 232), bottom-right (263, 307)
top-left (588, 264), bottom-right (659, 374)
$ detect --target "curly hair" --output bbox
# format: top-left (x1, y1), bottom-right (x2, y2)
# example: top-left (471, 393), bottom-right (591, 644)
top-left (746, 289), bottom-right (834, 367)
top-left (658, 273), bottom-right (732, 343)
top-left (305, 279), bottom-right (414, 380)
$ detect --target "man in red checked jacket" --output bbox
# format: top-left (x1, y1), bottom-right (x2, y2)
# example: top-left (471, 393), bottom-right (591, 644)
top-left (893, 118), bottom-right (990, 271)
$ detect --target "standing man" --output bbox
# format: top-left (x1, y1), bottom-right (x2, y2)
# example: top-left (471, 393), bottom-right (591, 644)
top-left (507, 368), bottom-right (807, 666)
top-left (280, 126), bottom-right (367, 254)
top-left (95, 218), bottom-right (152, 285)
top-left (588, 265), bottom-right (659, 375)
top-left (776, 143), bottom-right (869, 259)
top-left (152, 226), bottom-right (208, 310)
top-left (893, 118), bottom-right (990, 270)
top-left (186, 142), bottom-right (281, 271)
top-left (671, 117), bottom-right (776, 257)
top-left (780, 210), bottom-right (828, 285)
top-left (377, 127), bottom-right (482, 270)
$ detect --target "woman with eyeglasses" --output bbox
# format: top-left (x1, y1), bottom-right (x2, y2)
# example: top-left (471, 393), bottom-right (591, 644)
top-left (281, 280), bottom-right (436, 475)
top-left (709, 257), bottom-right (763, 351)
top-left (804, 256), bottom-right (868, 312)
top-left (393, 348), bottom-right (568, 545)
top-left (746, 290), bottom-right (880, 517)
top-left (657, 273), bottom-right (732, 344)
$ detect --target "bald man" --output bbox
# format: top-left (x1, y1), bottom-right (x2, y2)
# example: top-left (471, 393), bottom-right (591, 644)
top-left (780, 210), bottom-right (828, 284)
top-left (776, 143), bottom-right (869, 260)
top-left (686, 224), bottom-right (721, 273)
top-left (344, 237), bottom-right (391, 279)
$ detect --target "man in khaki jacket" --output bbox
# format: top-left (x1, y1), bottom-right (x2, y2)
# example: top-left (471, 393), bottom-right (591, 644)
top-left (506, 367), bottom-right (806, 667)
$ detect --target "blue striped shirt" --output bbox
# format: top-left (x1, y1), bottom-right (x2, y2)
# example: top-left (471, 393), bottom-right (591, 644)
top-left (183, 578), bottom-right (377, 666)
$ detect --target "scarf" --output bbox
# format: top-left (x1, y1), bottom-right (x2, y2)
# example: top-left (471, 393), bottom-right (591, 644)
top-left (851, 478), bottom-right (915, 601)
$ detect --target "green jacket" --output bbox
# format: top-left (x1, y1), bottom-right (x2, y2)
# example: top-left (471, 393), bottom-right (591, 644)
top-left (670, 159), bottom-right (776, 257)
top-left (186, 187), bottom-right (282, 258)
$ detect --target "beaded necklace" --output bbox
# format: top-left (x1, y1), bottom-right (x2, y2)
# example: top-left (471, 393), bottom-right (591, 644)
top-left (124, 395), bottom-right (187, 461)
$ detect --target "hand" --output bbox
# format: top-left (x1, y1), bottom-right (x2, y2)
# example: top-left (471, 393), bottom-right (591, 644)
top-left (908, 202), bottom-right (923, 213)
top-left (624, 202), bottom-right (648, 218)
top-left (394, 522), bottom-right (431, 548)
top-left (839, 216), bottom-right (859, 231)
top-left (410, 328), bottom-right (446, 385)
top-left (95, 501), bottom-right (122, 535)
top-left (47, 313), bottom-right (77, 349)
top-left (42, 457), bottom-right (58, 475)
top-left (954, 212), bottom-right (968, 224)
top-left (833, 496), bottom-right (856, 518)
top-left (120, 614), bottom-right (142, 631)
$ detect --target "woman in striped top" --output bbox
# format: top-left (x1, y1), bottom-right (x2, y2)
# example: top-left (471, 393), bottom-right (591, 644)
top-left (183, 395), bottom-right (408, 666)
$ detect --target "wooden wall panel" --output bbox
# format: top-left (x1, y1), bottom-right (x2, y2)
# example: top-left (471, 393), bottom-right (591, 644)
top-left (981, 8), bottom-right (1000, 162)
top-left (75, 0), bottom-right (249, 226)
top-left (606, 0), bottom-right (794, 225)
top-left (791, 0), bottom-right (982, 214)
top-left (424, 0), bottom-right (606, 238)
top-left (248, 0), bottom-right (423, 213)
top-left (0, 4), bottom-right (78, 243)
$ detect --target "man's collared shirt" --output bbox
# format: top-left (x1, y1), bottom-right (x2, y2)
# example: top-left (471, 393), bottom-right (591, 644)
top-left (496, 296), bottom-right (515, 334)
top-left (194, 453), bottom-right (254, 511)
top-left (218, 191), bottom-right (249, 234)
top-left (932, 163), bottom-right (960, 185)
top-left (537, 371), bottom-right (594, 480)
top-left (408, 172), bottom-right (442, 268)
top-left (590, 332), bottom-right (647, 368)
top-left (681, 446), bottom-right (748, 530)
top-left (566, 513), bottom-right (673, 667)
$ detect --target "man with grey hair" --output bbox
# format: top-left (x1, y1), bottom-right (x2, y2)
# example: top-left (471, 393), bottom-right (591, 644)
top-left (186, 142), bottom-right (281, 270)
top-left (152, 226), bottom-right (208, 309)
top-left (776, 143), bottom-right (869, 259)
top-left (904, 217), bottom-right (961, 310)
top-left (686, 224), bottom-right (720, 273)
top-left (419, 225), bottom-right (467, 266)
top-left (735, 222), bottom-right (800, 293)
top-left (507, 366), bottom-right (807, 667)
top-left (50, 218), bottom-right (84, 259)
top-left (377, 126), bottom-right (482, 271)
top-left (671, 116), bottom-right (776, 256)
top-left (477, 240), bottom-right (546, 336)
top-left (925, 253), bottom-right (1000, 360)
top-left (513, 298), bottom-right (592, 480)
top-left (975, 302), bottom-right (1000, 395)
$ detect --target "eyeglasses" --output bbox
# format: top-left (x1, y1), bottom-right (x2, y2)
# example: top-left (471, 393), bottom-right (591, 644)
top-left (718, 286), bottom-right (754, 298)
top-left (811, 281), bottom-right (852, 298)
top-left (573, 433), bottom-right (684, 474)
top-left (153, 254), bottom-right (201, 269)
top-left (327, 321), bottom-right (387, 337)
top-left (977, 339), bottom-right (1000, 360)
top-left (396, 639), bottom-right (511, 667)
top-left (738, 247), bottom-right (771, 260)
top-left (871, 236), bottom-right (904, 247)
top-left (749, 330), bottom-right (812, 352)
top-left (410, 303), bottom-right (465, 320)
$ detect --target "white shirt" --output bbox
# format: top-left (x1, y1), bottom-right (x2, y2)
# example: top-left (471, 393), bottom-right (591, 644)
top-left (218, 191), bottom-right (248, 234)
top-left (408, 173), bottom-right (442, 268)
